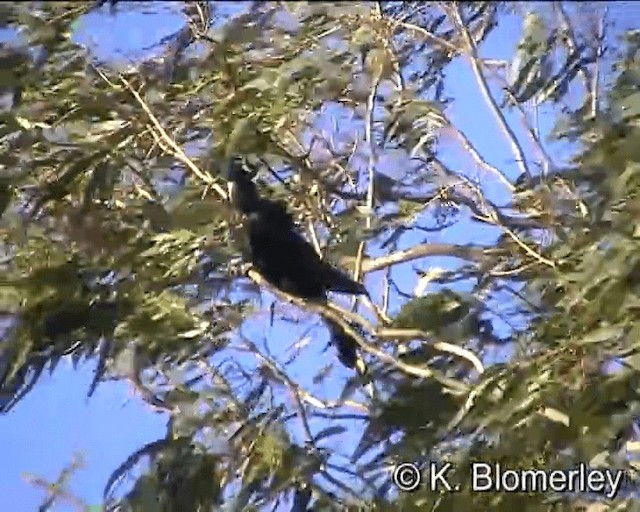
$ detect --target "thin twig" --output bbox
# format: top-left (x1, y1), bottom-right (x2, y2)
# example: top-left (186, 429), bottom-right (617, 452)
top-left (382, 267), bottom-right (391, 317)
top-left (591, 7), bottom-right (607, 117)
top-left (351, 75), bottom-right (380, 311)
top-left (246, 269), bottom-right (470, 393)
top-left (448, 124), bottom-right (515, 191)
top-left (554, 3), bottom-right (594, 100)
top-left (499, 222), bottom-right (556, 268)
top-left (376, 328), bottom-right (485, 375)
top-left (449, 4), bottom-right (531, 181)
top-left (307, 219), bottom-right (323, 257)
top-left (490, 262), bottom-right (536, 277)
top-left (249, 343), bottom-right (317, 448)
top-left (26, 454), bottom-right (86, 512)
top-left (394, 21), bottom-right (459, 54)
top-left (342, 242), bottom-right (494, 274)
top-left (497, 81), bottom-right (555, 174)
top-left (232, 330), bottom-right (368, 413)
top-left (117, 76), bottom-right (227, 199)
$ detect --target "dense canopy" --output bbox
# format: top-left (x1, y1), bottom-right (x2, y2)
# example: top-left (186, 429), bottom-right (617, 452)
top-left (0, 2), bottom-right (639, 511)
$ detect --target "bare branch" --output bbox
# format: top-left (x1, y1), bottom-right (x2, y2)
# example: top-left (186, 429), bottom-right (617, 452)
top-left (554, 3), bottom-right (594, 100)
top-left (377, 328), bottom-right (485, 375)
top-left (591, 7), bottom-right (608, 117)
top-left (247, 340), bottom-right (318, 447)
top-left (393, 21), bottom-right (459, 54)
top-left (246, 269), bottom-right (469, 393)
top-left (116, 75), bottom-right (227, 199)
top-left (496, 80), bottom-right (556, 173)
top-left (342, 243), bottom-right (494, 274)
top-left (446, 123), bottom-right (515, 190)
top-left (449, 4), bottom-right (532, 181)
top-left (351, 72), bottom-right (380, 295)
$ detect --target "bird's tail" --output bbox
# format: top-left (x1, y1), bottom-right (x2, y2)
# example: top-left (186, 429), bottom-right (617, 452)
top-left (325, 318), bottom-right (368, 377)
top-left (321, 266), bottom-right (367, 296)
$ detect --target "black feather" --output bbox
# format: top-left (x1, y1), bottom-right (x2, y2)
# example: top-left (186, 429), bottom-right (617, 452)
top-left (326, 319), bottom-right (358, 369)
top-left (227, 157), bottom-right (366, 299)
top-left (226, 157), bottom-right (261, 214)
top-left (226, 156), bottom-right (368, 373)
top-left (326, 319), bottom-right (368, 376)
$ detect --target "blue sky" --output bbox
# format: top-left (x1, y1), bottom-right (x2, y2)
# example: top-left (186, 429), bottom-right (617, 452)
top-left (0, 2), bottom-right (634, 511)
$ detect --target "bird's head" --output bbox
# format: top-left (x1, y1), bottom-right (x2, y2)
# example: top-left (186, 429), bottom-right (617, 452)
top-left (226, 155), bottom-right (249, 181)
top-left (226, 155), bottom-right (260, 213)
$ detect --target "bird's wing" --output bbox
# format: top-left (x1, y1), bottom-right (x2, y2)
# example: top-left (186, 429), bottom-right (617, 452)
top-left (246, 195), bottom-right (366, 297)
top-left (274, 222), bottom-right (366, 296)
top-left (283, 228), bottom-right (326, 265)
top-left (248, 212), bottom-right (326, 297)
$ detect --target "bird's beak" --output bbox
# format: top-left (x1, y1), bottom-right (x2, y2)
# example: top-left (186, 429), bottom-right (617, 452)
top-left (227, 181), bottom-right (235, 203)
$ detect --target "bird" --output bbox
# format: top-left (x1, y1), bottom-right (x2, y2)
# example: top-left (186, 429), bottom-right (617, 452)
top-left (226, 157), bottom-right (367, 299)
top-left (226, 156), bottom-right (368, 373)
top-left (326, 319), bottom-right (369, 375)
top-left (226, 156), bottom-right (262, 215)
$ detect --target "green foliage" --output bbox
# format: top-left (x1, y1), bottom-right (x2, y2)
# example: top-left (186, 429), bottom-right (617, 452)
top-left (1, 2), bottom-right (638, 511)
top-left (392, 290), bottom-right (471, 331)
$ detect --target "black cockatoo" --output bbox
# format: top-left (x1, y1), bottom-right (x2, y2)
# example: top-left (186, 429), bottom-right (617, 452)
top-left (226, 156), bottom-right (367, 374)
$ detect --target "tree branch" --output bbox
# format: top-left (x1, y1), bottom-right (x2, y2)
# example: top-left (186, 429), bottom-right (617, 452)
top-left (341, 243), bottom-right (494, 274)
top-left (449, 4), bottom-right (531, 181)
